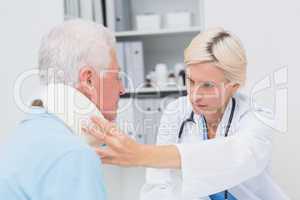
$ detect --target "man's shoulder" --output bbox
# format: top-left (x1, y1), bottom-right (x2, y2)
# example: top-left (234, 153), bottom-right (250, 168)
top-left (17, 112), bottom-right (87, 147)
top-left (0, 113), bottom-right (103, 199)
top-left (0, 111), bottom-right (94, 175)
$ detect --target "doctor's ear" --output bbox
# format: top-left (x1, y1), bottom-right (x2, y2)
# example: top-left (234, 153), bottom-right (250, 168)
top-left (229, 83), bottom-right (240, 94)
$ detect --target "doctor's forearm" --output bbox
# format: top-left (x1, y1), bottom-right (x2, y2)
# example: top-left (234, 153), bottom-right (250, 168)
top-left (139, 145), bottom-right (181, 169)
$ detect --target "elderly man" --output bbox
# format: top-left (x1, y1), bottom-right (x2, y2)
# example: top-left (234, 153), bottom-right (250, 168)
top-left (0, 19), bottom-right (124, 199)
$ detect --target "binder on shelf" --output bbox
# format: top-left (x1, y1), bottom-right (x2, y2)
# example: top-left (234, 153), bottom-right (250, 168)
top-left (104, 0), bottom-right (116, 31)
top-left (64, 0), bottom-right (80, 20)
top-left (80, 0), bottom-right (93, 20)
top-left (114, 0), bottom-right (131, 31)
top-left (73, 0), bottom-right (80, 18)
top-left (131, 41), bottom-right (145, 89)
top-left (124, 42), bottom-right (133, 90)
top-left (116, 42), bottom-right (128, 88)
top-left (64, 0), bottom-right (68, 19)
top-left (64, 0), bottom-right (104, 24)
top-left (125, 41), bottom-right (145, 90)
top-left (92, 0), bottom-right (104, 24)
top-left (64, 0), bottom-right (69, 17)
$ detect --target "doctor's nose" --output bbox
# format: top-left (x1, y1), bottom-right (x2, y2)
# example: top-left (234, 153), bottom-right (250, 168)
top-left (190, 91), bottom-right (204, 102)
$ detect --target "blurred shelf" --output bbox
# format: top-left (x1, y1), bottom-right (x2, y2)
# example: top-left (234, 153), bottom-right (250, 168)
top-left (115, 26), bottom-right (202, 38)
top-left (121, 86), bottom-right (187, 98)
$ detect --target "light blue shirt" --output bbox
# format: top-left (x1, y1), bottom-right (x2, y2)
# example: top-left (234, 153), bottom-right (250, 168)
top-left (0, 107), bottom-right (107, 200)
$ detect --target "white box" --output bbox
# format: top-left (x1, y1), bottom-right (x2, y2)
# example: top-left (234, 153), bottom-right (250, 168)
top-left (164, 12), bottom-right (192, 29)
top-left (136, 14), bottom-right (161, 31)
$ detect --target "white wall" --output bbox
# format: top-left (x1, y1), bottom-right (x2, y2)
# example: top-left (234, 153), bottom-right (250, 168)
top-left (204, 0), bottom-right (300, 199)
top-left (0, 1), bottom-right (63, 137)
top-left (1, 0), bottom-right (299, 199)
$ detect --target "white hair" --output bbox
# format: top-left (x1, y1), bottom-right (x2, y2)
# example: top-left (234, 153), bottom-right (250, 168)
top-left (184, 28), bottom-right (247, 86)
top-left (38, 19), bottom-right (116, 85)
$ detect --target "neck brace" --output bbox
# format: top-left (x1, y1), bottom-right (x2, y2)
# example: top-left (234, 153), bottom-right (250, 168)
top-left (35, 83), bottom-right (104, 147)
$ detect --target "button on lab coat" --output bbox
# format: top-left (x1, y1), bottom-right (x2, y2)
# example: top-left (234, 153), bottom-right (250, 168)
top-left (140, 93), bottom-right (289, 200)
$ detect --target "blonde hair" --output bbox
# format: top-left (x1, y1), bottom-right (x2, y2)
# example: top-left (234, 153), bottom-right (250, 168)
top-left (184, 28), bottom-right (247, 86)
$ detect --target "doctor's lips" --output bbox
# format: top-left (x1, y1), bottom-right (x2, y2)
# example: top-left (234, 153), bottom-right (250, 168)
top-left (193, 103), bottom-right (208, 110)
top-left (194, 103), bottom-right (208, 108)
top-left (198, 105), bottom-right (208, 108)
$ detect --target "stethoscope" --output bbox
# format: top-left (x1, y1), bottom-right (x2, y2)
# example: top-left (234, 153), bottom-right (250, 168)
top-left (177, 98), bottom-right (236, 200)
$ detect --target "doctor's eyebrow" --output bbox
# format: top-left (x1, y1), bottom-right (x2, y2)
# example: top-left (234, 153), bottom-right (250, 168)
top-left (186, 77), bottom-right (195, 83)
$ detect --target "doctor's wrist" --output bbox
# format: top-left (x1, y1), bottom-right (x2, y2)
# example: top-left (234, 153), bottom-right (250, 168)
top-left (136, 144), bottom-right (153, 167)
top-left (137, 144), bottom-right (181, 169)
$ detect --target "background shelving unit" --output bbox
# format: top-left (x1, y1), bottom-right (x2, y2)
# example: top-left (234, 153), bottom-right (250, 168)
top-left (108, 0), bottom-right (204, 93)
top-left (115, 26), bottom-right (202, 37)
top-left (64, 0), bottom-right (204, 94)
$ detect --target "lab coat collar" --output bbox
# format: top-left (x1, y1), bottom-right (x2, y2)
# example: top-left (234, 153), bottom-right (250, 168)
top-left (30, 83), bottom-right (104, 146)
top-left (215, 97), bottom-right (236, 137)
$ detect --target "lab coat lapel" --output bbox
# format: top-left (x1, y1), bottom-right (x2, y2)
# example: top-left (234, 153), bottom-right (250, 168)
top-left (215, 98), bottom-right (236, 138)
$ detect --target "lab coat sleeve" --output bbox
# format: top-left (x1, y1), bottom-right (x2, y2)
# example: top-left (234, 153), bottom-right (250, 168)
top-left (140, 99), bottom-right (183, 200)
top-left (35, 148), bottom-right (107, 200)
top-left (176, 110), bottom-right (274, 199)
top-left (140, 168), bottom-right (181, 200)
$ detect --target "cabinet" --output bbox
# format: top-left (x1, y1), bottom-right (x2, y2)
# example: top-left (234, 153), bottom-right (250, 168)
top-left (111, 0), bottom-right (204, 93)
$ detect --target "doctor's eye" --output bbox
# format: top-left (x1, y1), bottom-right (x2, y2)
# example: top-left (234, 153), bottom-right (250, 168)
top-left (201, 81), bottom-right (216, 89)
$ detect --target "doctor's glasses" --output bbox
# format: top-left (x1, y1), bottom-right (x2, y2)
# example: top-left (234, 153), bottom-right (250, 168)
top-left (186, 77), bottom-right (231, 94)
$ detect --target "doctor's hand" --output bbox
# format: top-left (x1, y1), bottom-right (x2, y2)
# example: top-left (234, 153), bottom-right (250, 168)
top-left (83, 116), bottom-right (146, 167)
top-left (84, 116), bottom-right (182, 169)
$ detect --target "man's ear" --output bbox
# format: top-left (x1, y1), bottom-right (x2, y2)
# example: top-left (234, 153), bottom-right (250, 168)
top-left (76, 67), bottom-right (96, 100)
top-left (79, 66), bottom-right (93, 84)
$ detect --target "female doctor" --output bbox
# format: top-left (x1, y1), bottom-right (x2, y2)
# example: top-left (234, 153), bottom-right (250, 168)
top-left (85, 28), bottom-right (289, 200)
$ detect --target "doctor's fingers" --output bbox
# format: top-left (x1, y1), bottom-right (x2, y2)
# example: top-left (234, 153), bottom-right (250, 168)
top-left (94, 147), bottom-right (135, 167)
top-left (91, 116), bottom-right (121, 137)
top-left (84, 124), bottom-right (124, 150)
top-left (82, 125), bottom-right (105, 143)
top-left (101, 158), bottom-right (129, 166)
top-left (94, 147), bottom-right (114, 159)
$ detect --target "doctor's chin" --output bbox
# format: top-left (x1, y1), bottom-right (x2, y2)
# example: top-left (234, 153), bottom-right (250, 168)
top-left (1, 1), bottom-right (297, 200)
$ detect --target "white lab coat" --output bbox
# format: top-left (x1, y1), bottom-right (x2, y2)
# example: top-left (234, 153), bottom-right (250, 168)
top-left (140, 93), bottom-right (289, 200)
